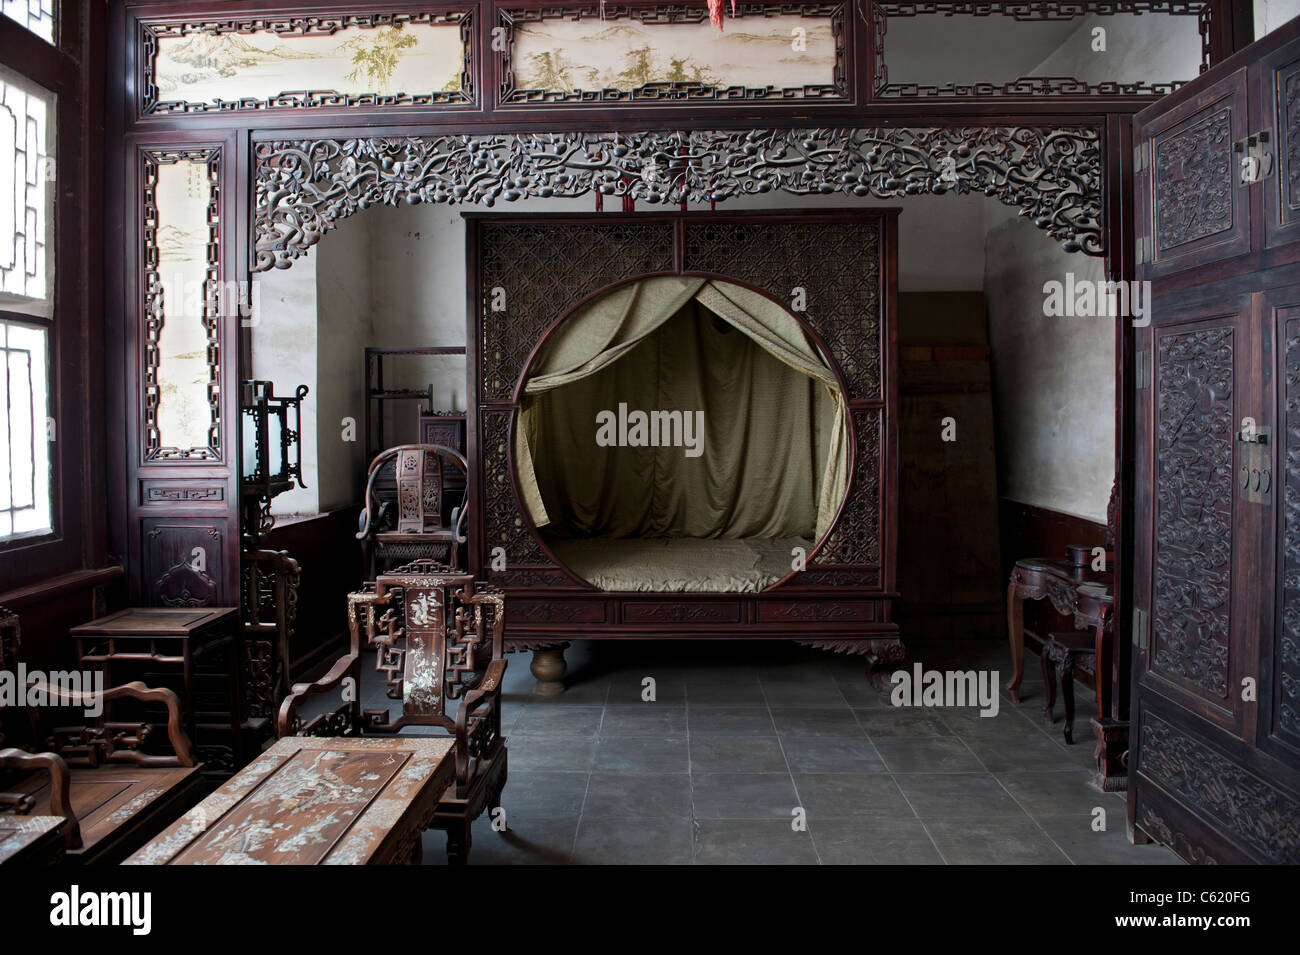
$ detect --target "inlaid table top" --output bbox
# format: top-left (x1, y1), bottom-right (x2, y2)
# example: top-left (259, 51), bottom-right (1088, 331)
top-left (124, 736), bottom-right (456, 865)
top-left (0, 814), bottom-right (66, 865)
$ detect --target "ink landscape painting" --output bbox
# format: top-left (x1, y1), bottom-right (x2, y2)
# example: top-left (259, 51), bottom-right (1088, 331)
top-left (510, 15), bottom-right (837, 95)
top-left (152, 22), bottom-right (465, 108)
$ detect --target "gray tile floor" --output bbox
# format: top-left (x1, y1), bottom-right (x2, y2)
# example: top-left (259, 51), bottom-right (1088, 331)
top-left (414, 639), bottom-right (1182, 865)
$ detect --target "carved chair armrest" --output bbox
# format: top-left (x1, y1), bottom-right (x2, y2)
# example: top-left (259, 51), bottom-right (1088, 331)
top-left (275, 652), bottom-right (360, 738)
top-left (356, 450), bottom-right (395, 540)
top-left (0, 748), bottom-right (82, 849)
top-left (439, 446), bottom-right (470, 542)
top-left (459, 659), bottom-right (506, 715)
top-left (452, 658), bottom-right (507, 790)
top-left (36, 680), bottom-right (196, 768)
top-left (463, 585), bottom-right (505, 658)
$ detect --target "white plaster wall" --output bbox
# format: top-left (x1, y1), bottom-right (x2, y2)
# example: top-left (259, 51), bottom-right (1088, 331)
top-left (967, 8), bottom-right (1198, 524)
top-left (1257, 0), bottom-right (1300, 39)
top-left (315, 213), bottom-right (376, 512)
top-left (252, 246), bottom-right (319, 517)
top-left (1026, 12), bottom-right (1202, 84)
top-left (984, 217), bottom-right (1114, 522)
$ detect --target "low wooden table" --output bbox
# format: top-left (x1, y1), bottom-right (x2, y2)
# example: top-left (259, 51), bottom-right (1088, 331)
top-left (0, 815), bottom-right (66, 865)
top-left (124, 736), bottom-right (456, 865)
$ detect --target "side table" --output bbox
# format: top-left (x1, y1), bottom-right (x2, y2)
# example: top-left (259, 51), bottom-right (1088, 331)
top-left (71, 608), bottom-right (242, 774)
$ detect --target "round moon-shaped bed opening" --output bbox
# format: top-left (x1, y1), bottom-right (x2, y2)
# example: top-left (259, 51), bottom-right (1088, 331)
top-left (513, 275), bottom-right (852, 593)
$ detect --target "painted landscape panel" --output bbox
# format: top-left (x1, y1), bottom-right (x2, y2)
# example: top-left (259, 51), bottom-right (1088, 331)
top-left (153, 157), bottom-right (215, 454)
top-left (149, 21), bottom-right (466, 112)
top-left (506, 13), bottom-right (840, 101)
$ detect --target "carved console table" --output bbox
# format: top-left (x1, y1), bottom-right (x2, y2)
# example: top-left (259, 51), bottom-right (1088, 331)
top-left (1007, 557), bottom-right (1126, 791)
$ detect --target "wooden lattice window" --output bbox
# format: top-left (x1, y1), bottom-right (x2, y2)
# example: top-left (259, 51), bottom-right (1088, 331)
top-left (0, 0), bottom-right (55, 45)
top-left (0, 64), bottom-right (54, 540)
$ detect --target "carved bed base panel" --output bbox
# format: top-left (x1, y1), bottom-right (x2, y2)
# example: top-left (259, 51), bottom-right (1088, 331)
top-left (505, 632), bottom-right (906, 694)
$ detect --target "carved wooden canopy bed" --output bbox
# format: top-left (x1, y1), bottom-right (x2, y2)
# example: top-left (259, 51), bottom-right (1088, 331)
top-left (466, 209), bottom-right (901, 671)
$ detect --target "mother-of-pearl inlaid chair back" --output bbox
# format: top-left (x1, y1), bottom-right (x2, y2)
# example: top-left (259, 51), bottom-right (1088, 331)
top-left (275, 561), bottom-right (507, 864)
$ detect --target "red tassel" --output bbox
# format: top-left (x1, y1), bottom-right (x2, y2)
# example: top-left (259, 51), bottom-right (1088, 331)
top-left (708, 0), bottom-right (723, 31)
top-left (596, 190), bottom-right (604, 212)
top-left (622, 193), bottom-right (634, 213)
top-left (731, 0), bottom-right (736, 14)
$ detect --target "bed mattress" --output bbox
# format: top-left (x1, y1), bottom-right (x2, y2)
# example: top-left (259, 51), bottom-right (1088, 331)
top-left (545, 536), bottom-right (812, 593)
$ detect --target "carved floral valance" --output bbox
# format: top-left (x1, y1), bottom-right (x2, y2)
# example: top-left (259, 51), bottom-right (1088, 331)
top-left (252, 125), bottom-right (1103, 271)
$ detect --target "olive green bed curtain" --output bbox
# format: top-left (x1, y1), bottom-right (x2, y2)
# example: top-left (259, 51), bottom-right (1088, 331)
top-left (516, 276), bottom-right (849, 543)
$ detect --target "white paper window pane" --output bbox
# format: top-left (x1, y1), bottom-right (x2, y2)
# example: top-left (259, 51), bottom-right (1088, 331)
top-left (1, 0), bottom-right (55, 44)
top-left (0, 319), bottom-right (51, 540)
top-left (0, 65), bottom-right (55, 319)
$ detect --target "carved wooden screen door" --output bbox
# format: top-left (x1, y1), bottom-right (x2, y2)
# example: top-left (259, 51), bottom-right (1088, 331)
top-left (1130, 21), bottom-right (1300, 863)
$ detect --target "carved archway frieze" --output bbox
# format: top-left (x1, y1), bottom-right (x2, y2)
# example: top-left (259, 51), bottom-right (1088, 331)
top-left (251, 125), bottom-right (1102, 271)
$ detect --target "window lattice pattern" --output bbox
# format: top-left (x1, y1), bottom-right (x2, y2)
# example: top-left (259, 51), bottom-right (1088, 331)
top-left (0, 320), bottom-right (49, 539)
top-left (0, 0), bottom-right (54, 43)
top-left (0, 68), bottom-right (55, 317)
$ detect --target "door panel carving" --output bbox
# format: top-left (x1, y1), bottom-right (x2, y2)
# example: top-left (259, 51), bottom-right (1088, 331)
top-left (1151, 323), bottom-right (1234, 702)
top-left (142, 520), bottom-right (228, 608)
top-left (1264, 48), bottom-right (1300, 250)
top-left (1154, 108), bottom-right (1234, 252)
top-left (1139, 712), bottom-right (1300, 863)
top-left (1274, 308), bottom-right (1300, 749)
top-left (1137, 69), bottom-right (1249, 279)
top-left (1132, 21), bottom-right (1300, 864)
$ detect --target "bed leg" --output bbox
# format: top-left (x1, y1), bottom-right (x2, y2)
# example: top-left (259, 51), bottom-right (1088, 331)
top-left (863, 637), bottom-right (907, 694)
top-left (530, 645), bottom-right (568, 696)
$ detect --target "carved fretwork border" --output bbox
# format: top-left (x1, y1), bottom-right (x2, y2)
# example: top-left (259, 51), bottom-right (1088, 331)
top-left (141, 147), bottom-right (223, 462)
top-left (251, 125), bottom-right (1103, 271)
top-left (1140, 714), bottom-right (1300, 863)
top-left (137, 9), bottom-right (476, 116)
top-left (872, 2), bottom-right (1213, 99)
top-left (497, 3), bottom-right (848, 106)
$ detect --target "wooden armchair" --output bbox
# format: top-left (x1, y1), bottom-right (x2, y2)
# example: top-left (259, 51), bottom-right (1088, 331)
top-left (0, 679), bottom-right (205, 864)
top-left (0, 749), bottom-right (80, 853)
top-left (278, 560), bottom-right (506, 864)
top-left (358, 445), bottom-right (469, 577)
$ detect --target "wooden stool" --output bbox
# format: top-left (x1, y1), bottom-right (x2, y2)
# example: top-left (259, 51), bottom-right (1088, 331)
top-left (1042, 631), bottom-right (1097, 744)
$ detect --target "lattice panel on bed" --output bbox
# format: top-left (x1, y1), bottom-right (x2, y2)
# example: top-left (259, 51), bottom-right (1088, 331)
top-left (683, 220), bottom-right (882, 400)
top-left (818, 409), bottom-right (881, 566)
top-left (480, 408), bottom-right (545, 565)
top-left (470, 212), bottom-right (891, 598)
top-left (478, 222), bottom-right (676, 401)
